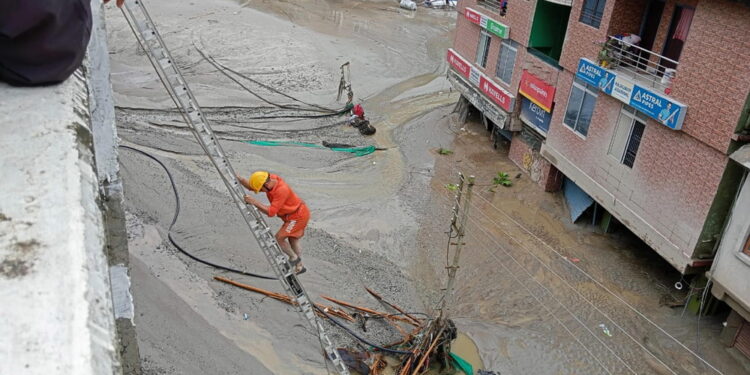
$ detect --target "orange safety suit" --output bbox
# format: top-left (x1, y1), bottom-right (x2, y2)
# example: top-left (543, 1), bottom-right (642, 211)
top-left (265, 174), bottom-right (310, 238)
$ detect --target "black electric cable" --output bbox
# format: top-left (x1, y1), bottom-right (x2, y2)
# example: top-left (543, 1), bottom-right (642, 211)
top-left (119, 145), bottom-right (276, 280)
top-left (197, 46), bottom-right (338, 113)
top-left (194, 45), bottom-right (340, 115)
top-left (121, 145), bottom-right (427, 356)
top-left (314, 305), bottom-right (412, 355)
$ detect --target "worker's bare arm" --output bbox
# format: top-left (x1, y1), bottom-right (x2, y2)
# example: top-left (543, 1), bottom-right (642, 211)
top-left (244, 195), bottom-right (270, 216)
top-left (237, 175), bottom-right (252, 191)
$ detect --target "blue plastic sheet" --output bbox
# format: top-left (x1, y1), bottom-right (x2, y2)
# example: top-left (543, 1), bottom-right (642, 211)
top-left (563, 177), bottom-right (594, 223)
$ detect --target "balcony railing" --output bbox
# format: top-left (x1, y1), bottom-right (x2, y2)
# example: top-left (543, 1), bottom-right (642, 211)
top-left (477, 0), bottom-right (502, 14)
top-left (601, 36), bottom-right (679, 92)
top-left (545, 0), bottom-right (573, 6)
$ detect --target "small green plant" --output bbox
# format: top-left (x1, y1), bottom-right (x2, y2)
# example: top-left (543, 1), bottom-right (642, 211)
top-left (492, 172), bottom-right (513, 187)
top-left (445, 183), bottom-right (459, 191)
top-left (438, 147), bottom-right (453, 155)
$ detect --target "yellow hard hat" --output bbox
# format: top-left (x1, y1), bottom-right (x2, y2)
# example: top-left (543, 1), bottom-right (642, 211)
top-left (249, 171), bottom-right (269, 193)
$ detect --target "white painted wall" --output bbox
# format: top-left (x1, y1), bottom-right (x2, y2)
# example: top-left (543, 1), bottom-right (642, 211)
top-left (711, 170), bottom-right (750, 320)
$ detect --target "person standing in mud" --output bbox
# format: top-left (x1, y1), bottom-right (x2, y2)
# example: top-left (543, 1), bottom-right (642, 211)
top-left (237, 171), bottom-right (310, 274)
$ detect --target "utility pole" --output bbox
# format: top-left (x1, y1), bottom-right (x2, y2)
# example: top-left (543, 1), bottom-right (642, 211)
top-left (437, 172), bottom-right (475, 321)
top-left (399, 174), bottom-right (475, 374)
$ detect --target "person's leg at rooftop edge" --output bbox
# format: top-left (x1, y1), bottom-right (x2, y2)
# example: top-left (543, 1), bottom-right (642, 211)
top-left (237, 171), bottom-right (310, 274)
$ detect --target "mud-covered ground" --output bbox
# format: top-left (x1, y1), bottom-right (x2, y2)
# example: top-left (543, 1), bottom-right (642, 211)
top-left (109, 0), bottom-right (460, 374)
top-left (107, 0), bottom-right (749, 374)
top-left (412, 112), bottom-right (750, 375)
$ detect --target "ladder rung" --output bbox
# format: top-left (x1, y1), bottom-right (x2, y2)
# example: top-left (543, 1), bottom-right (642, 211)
top-left (158, 57), bottom-right (172, 69)
top-left (143, 29), bottom-right (156, 40)
top-left (187, 111), bottom-right (200, 122)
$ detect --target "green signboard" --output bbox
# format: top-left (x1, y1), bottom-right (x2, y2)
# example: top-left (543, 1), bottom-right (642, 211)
top-left (486, 18), bottom-right (508, 39)
top-left (465, 7), bottom-right (510, 39)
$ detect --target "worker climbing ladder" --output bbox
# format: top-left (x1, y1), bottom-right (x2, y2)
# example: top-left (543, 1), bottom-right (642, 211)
top-left (119, 1), bottom-right (350, 374)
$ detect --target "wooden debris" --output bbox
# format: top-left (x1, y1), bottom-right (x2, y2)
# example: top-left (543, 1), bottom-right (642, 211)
top-left (321, 295), bottom-right (420, 326)
top-left (213, 276), bottom-right (354, 322)
top-left (369, 354), bottom-right (386, 375)
top-left (214, 276), bottom-right (460, 375)
top-left (410, 325), bottom-right (444, 375)
top-left (366, 287), bottom-right (423, 327)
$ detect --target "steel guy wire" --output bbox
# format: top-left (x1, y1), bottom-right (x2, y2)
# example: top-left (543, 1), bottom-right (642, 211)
top-left (460, 193), bottom-right (678, 375)
top-left (467, 190), bottom-right (723, 374)
top-left (442, 158), bottom-right (715, 372)
top-left (432, 192), bottom-right (617, 375)
top-left (459, 206), bottom-right (640, 374)
top-left (695, 279), bottom-right (714, 372)
top-left (438, 194), bottom-right (620, 374)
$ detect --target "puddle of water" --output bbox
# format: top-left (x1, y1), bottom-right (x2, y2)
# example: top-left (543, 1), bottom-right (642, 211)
top-left (450, 332), bottom-right (484, 372)
top-left (365, 332), bottom-right (483, 375)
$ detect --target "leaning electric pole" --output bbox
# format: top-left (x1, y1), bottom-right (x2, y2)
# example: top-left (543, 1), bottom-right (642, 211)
top-left (437, 172), bottom-right (476, 322)
top-left (399, 173), bottom-right (475, 374)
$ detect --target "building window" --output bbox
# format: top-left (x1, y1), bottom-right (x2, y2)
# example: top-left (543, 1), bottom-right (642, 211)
top-left (563, 77), bottom-right (598, 137)
top-left (580, 0), bottom-right (606, 28)
top-left (495, 40), bottom-right (517, 84)
top-left (528, 1), bottom-right (571, 64)
top-left (608, 106), bottom-right (647, 168)
top-left (476, 31), bottom-right (492, 68)
top-left (622, 122), bottom-right (645, 167)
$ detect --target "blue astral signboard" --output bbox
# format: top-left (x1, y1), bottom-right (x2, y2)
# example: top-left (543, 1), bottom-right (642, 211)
top-left (520, 96), bottom-right (551, 133)
top-left (575, 58), bottom-right (615, 96)
top-left (629, 85), bottom-right (685, 130)
top-left (574, 58), bottom-right (687, 130)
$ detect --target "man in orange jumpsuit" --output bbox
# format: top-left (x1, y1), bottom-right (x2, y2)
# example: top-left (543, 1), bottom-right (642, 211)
top-left (237, 171), bottom-right (310, 274)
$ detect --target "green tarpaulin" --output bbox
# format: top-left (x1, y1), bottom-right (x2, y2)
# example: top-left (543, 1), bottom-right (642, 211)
top-left (450, 352), bottom-right (474, 375)
top-left (244, 140), bottom-right (376, 157)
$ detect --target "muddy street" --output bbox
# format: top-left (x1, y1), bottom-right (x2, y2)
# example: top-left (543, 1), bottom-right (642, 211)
top-left (110, 0), bottom-right (463, 373)
top-left (107, 0), bottom-right (746, 374)
top-left (412, 114), bottom-right (747, 375)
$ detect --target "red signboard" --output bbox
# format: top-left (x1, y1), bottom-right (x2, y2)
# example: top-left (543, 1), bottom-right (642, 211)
top-left (479, 75), bottom-right (512, 112)
top-left (518, 70), bottom-right (555, 113)
top-left (464, 8), bottom-right (481, 25)
top-left (446, 49), bottom-right (471, 79)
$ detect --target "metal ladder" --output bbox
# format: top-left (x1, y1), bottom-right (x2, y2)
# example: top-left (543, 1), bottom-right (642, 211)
top-left (119, 1), bottom-right (350, 374)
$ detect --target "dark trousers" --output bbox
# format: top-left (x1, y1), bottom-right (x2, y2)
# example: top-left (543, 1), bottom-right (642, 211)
top-left (0, 0), bottom-right (92, 86)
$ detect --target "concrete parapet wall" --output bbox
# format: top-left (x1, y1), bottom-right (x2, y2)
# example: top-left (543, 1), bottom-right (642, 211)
top-left (86, 2), bottom-right (140, 373)
top-left (0, 2), bottom-right (136, 374)
top-left (0, 70), bottom-right (119, 373)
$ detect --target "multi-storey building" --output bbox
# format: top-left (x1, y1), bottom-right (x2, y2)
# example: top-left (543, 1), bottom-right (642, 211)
top-left (710, 145), bottom-right (750, 358)
top-left (447, 0), bottom-right (750, 276)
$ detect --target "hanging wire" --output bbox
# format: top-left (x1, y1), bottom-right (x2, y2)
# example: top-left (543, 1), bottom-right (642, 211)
top-left (432, 191), bottom-right (626, 375)
top-left (455, 191), bottom-right (674, 374)
top-left (437, 159), bottom-right (722, 374)
top-left (465, 190), bottom-right (722, 374)
top-left (119, 7), bottom-right (338, 373)
top-left (195, 42), bottom-right (337, 113)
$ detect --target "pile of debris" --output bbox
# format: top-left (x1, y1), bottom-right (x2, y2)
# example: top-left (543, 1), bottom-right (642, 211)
top-left (214, 276), bottom-right (469, 375)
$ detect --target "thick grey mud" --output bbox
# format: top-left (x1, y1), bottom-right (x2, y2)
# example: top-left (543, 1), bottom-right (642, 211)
top-left (109, 0), bottom-right (470, 374)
